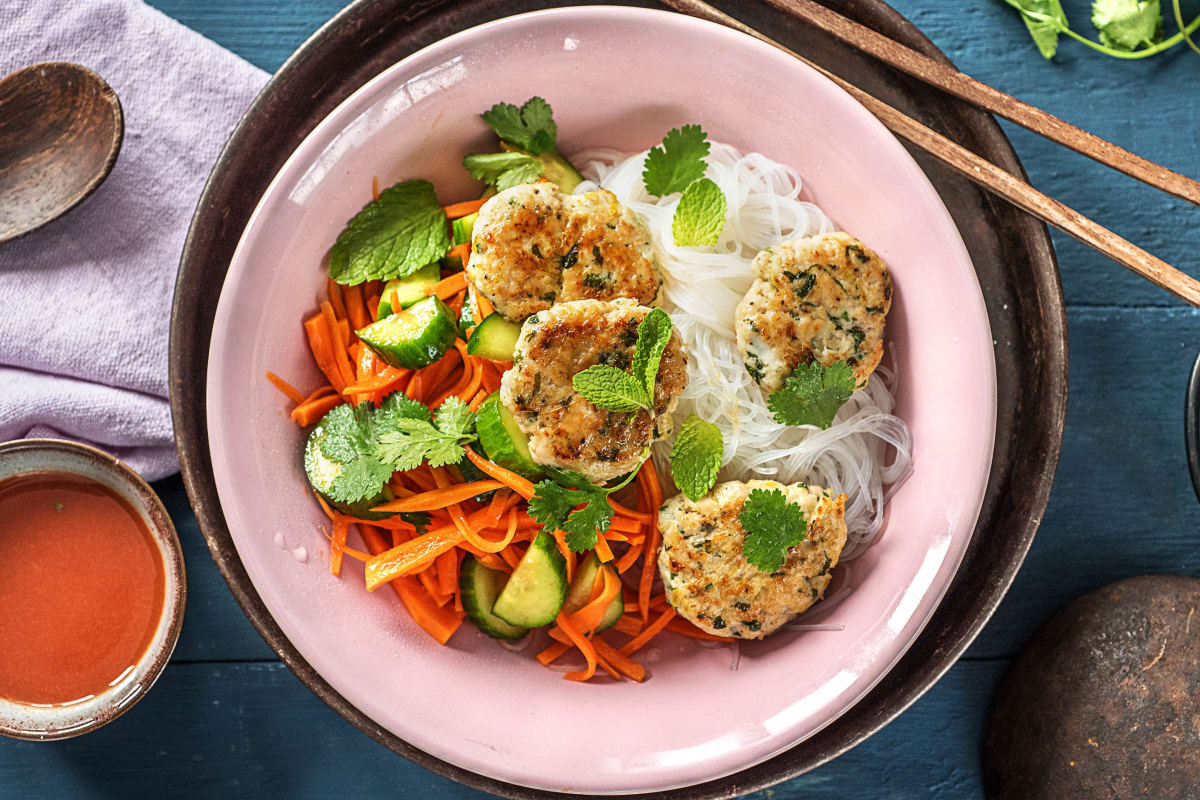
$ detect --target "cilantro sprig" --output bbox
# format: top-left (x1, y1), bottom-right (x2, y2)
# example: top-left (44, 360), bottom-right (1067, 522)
top-left (1005, 0), bottom-right (1199, 60)
top-left (641, 125), bottom-right (727, 247)
top-left (740, 488), bottom-right (808, 572)
top-left (375, 397), bottom-right (477, 472)
top-left (670, 415), bottom-right (724, 502)
top-left (329, 180), bottom-right (451, 286)
top-left (572, 308), bottom-right (673, 414)
top-left (529, 466), bottom-right (642, 553)
top-left (462, 152), bottom-right (545, 192)
top-left (767, 361), bottom-right (856, 430)
top-left (481, 97), bottom-right (558, 155)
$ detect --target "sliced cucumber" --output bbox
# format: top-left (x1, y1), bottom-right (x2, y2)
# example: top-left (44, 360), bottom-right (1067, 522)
top-left (475, 393), bottom-right (544, 481)
top-left (564, 553), bottom-right (624, 633)
top-left (303, 424), bottom-right (395, 521)
top-left (459, 555), bottom-right (529, 640)
top-left (492, 531), bottom-right (567, 627)
top-left (376, 263), bottom-right (441, 320)
top-left (499, 143), bottom-right (585, 192)
top-left (358, 295), bottom-right (457, 369)
top-left (466, 312), bottom-right (521, 361)
top-left (452, 212), bottom-right (478, 245)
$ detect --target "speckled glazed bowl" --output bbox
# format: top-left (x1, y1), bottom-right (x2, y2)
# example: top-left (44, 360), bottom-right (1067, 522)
top-left (0, 439), bottom-right (185, 741)
top-left (202, 6), bottom-right (997, 793)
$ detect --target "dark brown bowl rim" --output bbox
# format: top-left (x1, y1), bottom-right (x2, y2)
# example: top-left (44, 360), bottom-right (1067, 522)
top-left (0, 438), bottom-right (186, 740)
top-left (169, 2), bottom-right (1067, 797)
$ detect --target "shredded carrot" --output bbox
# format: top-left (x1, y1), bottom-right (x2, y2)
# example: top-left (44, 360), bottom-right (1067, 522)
top-left (555, 610), bottom-right (597, 682)
top-left (327, 279), bottom-right (349, 322)
top-left (321, 302), bottom-right (357, 389)
top-left (436, 548), bottom-right (458, 597)
top-left (265, 371), bottom-right (306, 405)
top-left (479, 361), bottom-right (503, 393)
top-left (442, 198), bottom-right (487, 218)
top-left (609, 515), bottom-right (642, 534)
top-left (304, 315), bottom-right (347, 392)
top-left (359, 525), bottom-right (461, 644)
top-left (468, 388), bottom-right (490, 412)
top-left (613, 615), bottom-right (644, 636)
top-left (594, 533), bottom-right (614, 563)
top-left (464, 448), bottom-right (535, 499)
top-left (620, 608), bottom-right (676, 656)
top-left (537, 640), bottom-right (572, 667)
top-left (614, 541), bottom-right (644, 574)
top-left (637, 461), bottom-right (663, 623)
top-left (594, 637), bottom-right (646, 682)
top-left (476, 291), bottom-right (495, 319)
top-left (426, 268), bottom-right (468, 299)
top-left (301, 385), bottom-right (337, 404)
top-left (372, 176), bottom-right (380, 201)
top-left (567, 566), bottom-right (621, 635)
top-left (610, 498), bottom-right (653, 523)
top-left (343, 284), bottom-right (371, 332)
top-left (290, 393), bottom-right (343, 426)
top-left (371, 481), bottom-right (503, 512)
top-left (665, 617), bottom-right (729, 642)
top-left (330, 517), bottom-right (349, 576)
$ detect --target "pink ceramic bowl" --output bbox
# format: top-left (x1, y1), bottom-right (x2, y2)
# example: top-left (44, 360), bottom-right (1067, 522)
top-left (206, 7), bottom-right (995, 793)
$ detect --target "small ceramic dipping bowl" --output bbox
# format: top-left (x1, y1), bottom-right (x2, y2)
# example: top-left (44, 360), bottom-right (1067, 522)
top-left (0, 439), bottom-right (185, 740)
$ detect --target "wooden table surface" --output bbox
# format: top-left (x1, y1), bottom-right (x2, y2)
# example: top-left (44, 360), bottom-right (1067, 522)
top-left (4, 1), bottom-right (1198, 797)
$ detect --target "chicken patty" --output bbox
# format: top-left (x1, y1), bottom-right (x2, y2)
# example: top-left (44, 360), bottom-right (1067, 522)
top-left (735, 232), bottom-right (892, 393)
top-left (658, 480), bottom-right (847, 639)
top-left (468, 183), bottom-right (662, 322)
top-left (500, 299), bottom-right (687, 484)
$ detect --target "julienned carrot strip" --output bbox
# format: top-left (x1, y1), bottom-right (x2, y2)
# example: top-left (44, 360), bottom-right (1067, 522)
top-left (327, 279), bottom-right (348, 322)
top-left (265, 371), bottom-right (306, 405)
top-left (555, 610), bottom-right (597, 682)
top-left (664, 617), bottom-right (729, 642)
top-left (366, 294), bottom-right (381, 320)
top-left (613, 615), bottom-right (644, 636)
top-left (468, 388), bottom-right (490, 412)
top-left (609, 498), bottom-right (653, 523)
top-left (479, 361), bottom-right (503, 393)
top-left (430, 356), bottom-right (475, 408)
top-left (426, 269), bottom-right (468, 299)
top-left (568, 567), bottom-right (622, 634)
top-left (338, 544), bottom-right (372, 563)
top-left (405, 372), bottom-right (423, 400)
top-left (499, 543), bottom-right (521, 570)
top-left (436, 548), bottom-right (458, 597)
top-left (456, 358), bottom-right (484, 403)
top-left (339, 318), bottom-right (351, 348)
top-left (609, 515), bottom-right (642, 534)
top-left (405, 467), bottom-right (439, 492)
top-left (430, 467), bottom-right (515, 554)
top-left (321, 302), bottom-right (357, 389)
top-left (614, 541), bottom-right (644, 574)
top-left (370, 481), bottom-right (504, 512)
top-left (343, 284), bottom-right (371, 332)
top-left (418, 561), bottom-right (451, 606)
top-left (537, 640), bottom-right (572, 667)
top-left (637, 462), bottom-right (663, 623)
top-left (442, 198), bottom-right (487, 218)
top-left (476, 553), bottom-right (511, 572)
top-left (619, 607), bottom-right (676, 656)
top-left (594, 533), bottom-right (614, 563)
top-left (359, 525), bottom-right (461, 644)
top-left (372, 176), bottom-right (380, 201)
top-left (476, 292), bottom-right (495, 319)
top-left (304, 315), bottom-right (347, 392)
top-left (290, 394), bottom-right (343, 426)
top-left (593, 637), bottom-right (646, 682)
top-left (464, 448), bottom-right (535, 499)
top-left (553, 531), bottom-right (575, 585)
top-left (330, 517), bottom-right (349, 577)
top-left (302, 385), bottom-right (337, 404)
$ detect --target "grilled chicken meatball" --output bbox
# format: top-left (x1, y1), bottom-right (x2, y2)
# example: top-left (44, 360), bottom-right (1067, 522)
top-left (658, 480), bottom-right (847, 639)
top-left (735, 232), bottom-right (892, 393)
top-left (500, 299), bottom-right (687, 484)
top-left (468, 183), bottom-right (662, 322)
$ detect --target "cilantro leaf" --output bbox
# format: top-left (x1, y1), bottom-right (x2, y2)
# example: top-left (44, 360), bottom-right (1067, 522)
top-left (670, 415), bottom-right (724, 501)
top-left (329, 180), bottom-right (451, 286)
top-left (375, 397), bottom-right (477, 471)
top-left (642, 124), bottom-right (710, 196)
top-left (562, 497), bottom-right (614, 552)
top-left (1005, 0), bottom-right (1070, 59)
top-left (672, 177), bottom-right (726, 247)
top-left (462, 152), bottom-right (545, 191)
top-left (632, 307), bottom-right (673, 401)
top-left (572, 365), bottom-right (649, 412)
top-left (529, 466), bottom-right (642, 553)
top-left (375, 392), bottom-right (432, 427)
top-left (480, 97), bottom-right (558, 155)
top-left (316, 403), bottom-right (394, 504)
top-left (1092, 0), bottom-right (1162, 50)
top-left (767, 361), bottom-right (856, 429)
top-left (740, 488), bottom-right (807, 572)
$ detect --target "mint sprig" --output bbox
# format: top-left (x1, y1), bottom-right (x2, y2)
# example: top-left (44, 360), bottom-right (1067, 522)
top-left (572, 308), bottom-right (673, 414)
top-left (329, 180), bottom-right (451, 286)
top-left (670, 415), bottom-right (723, 501)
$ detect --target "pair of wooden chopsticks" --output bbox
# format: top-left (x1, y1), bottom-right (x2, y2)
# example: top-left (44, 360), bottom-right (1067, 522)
top-left (660, 0), bottom-right (1200, 307)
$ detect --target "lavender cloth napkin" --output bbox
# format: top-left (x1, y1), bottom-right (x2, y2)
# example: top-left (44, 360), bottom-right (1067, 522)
top-left (0, 0), bottom-right (268, 479)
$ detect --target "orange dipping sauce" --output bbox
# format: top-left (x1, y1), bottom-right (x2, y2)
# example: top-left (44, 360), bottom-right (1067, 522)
top-left (0, 473), bottom-right (165, 705)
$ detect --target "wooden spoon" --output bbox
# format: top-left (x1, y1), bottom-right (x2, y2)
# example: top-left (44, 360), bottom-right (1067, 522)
top-left (0, 62), bottom-right (123, 244)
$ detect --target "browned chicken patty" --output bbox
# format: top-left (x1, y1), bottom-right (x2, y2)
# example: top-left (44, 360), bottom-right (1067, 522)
top-left (468, 183), bottom-right (662, 322)
top-left (500, 299), bottom-right (687, 484)
top-left (658, 480), bottom-right (847, 639)
top-left (735, 232), bottom-right (892, 393)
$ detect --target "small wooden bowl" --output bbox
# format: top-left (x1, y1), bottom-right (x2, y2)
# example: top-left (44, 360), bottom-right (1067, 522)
top-left (1186, 350), bottom-right (1200, 503)
top-left (0, 439), bottom-right (185, 740)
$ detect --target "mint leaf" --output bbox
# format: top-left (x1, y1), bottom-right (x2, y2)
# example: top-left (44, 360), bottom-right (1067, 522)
top-left (672, 178), bottom-right (726, 247)
top-left (329, 180), bottom-right (451, 286)
top-left (1092, 0), bottom-right (1162, 49)
top-left (767, 361), bottom-right (856, 429)
top-left (1004, 0), bottom-right (1070, 58)
top-left (316, 403), bottom-right (394, 505)
top-left (670, 415), bottom-right (723, 502)
top-left (740, 488), bottom-right (807, 572)
top-left (462, 152), bottom-right (545, 191)
top-left (632, 307), bottom-right (673, 401)
top-left (481, 97), bottom-right (558, 155)
top-left (572, 365), bottom-right (649, 412)
top-left (642, 124), bottom-right (710, 197)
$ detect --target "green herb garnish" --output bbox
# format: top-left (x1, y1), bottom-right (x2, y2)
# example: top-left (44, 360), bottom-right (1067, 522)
top-left (670, 415), bottom-right (724, 502)
top-left (642, 124), bottom-right (710, 197)
top-left (462, 152), bottom-right (545, 192)
top-left (671, 177), bottom-right (726, 247)
top-left (481, 96), bottom-right (558, 155)
top-left (1004, 0), bottom-right (1199, 60)
top-left (329, 180), bottom-right (451, 286)
top-left (572, 308), bottom-right (673, 414)
top-left (767, 361), bottom-right (856, 430)
top-left (375, 396), bottom-right (477, 472)
top-left (529, 467), bottom-right (642, 553)
top-left (739, 488), bottom-right (807, 572)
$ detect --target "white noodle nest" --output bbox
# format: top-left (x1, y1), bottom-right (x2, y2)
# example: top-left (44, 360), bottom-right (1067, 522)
top-left (573, 142), bottom-right (913, 560)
